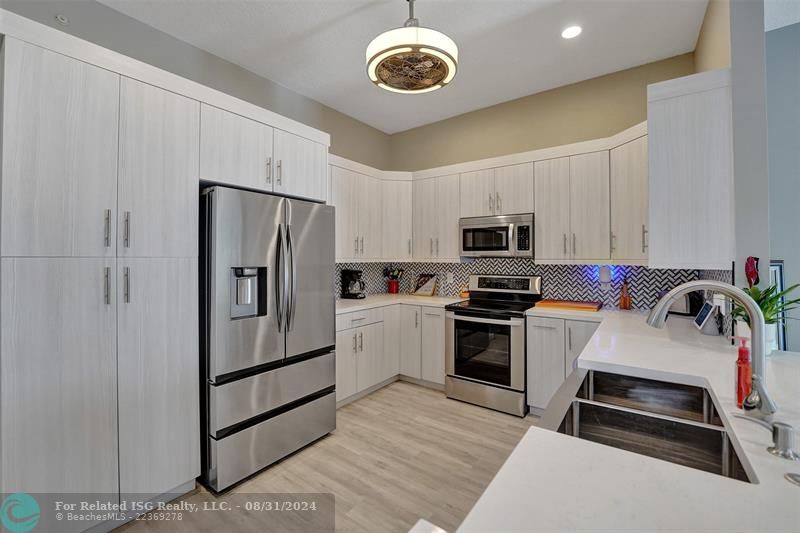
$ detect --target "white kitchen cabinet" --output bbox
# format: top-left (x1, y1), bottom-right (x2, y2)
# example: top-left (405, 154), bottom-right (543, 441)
top-left (494, 163), bottom-right (534, 215)
top-left (1, 39), bottom-right (120, 257)
top-left (382, 305), bottom-right (403, 380)
top-left (119, 78), bottom-right (200, 258)
top-left (526, 317), bottom-right (566, 410)
top-left (381, 180), bottom-right (414, 260)
top-left (413, 178), bottom-right (437, 260)
top-left (460, 169), bottom-right (495, 218)
top-left (335, 329), bottom-right (358, 401)
top-left (118, 258), bottom-right (199, 497)
top-left (527, 316), bottom-right (599, 411)
top-left (435, 174), bottom-right (461, 260)
top-left (420, 307), bottom-right (446, 385)
top-left (355, 322), bottom-right (385, 392)
top-left (570, 151), bottom-right (610, 261)
top-left (274, 129), bottom-right (328, 202)
top-left (1, 258), bottom-right (118, 498)
top-left (565, 320), bottom-right (599, 374)
top-left (400, 305), bottom-right (422, 378)
top-left (358, 174), bottom-right (383, 260)
top-left (534, 158), bottom-right (571, 260)
top-left (199, 103), bottom-right (273, 192)
top-left (648, 70), bottom-right (734, 269)
top-left (330, 166), bottom-right (382, 261)
top-left (611, 136), bottom-right (649, 261)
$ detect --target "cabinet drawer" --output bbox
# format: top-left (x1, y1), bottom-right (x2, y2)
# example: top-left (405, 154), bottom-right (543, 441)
top-left (336, 307), bottom-right (384, 331)
top-left (209, 352), bottom-right (335, 433)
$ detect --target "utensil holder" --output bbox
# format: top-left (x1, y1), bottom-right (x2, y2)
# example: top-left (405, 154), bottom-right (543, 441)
top-left (387, 280), bottom-right (399, 294)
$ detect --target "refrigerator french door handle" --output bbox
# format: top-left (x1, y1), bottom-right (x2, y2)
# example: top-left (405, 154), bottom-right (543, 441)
top-left (286, 223), bottom-right (298, 331)
top-left (275, 224), bottom-right (285, 331)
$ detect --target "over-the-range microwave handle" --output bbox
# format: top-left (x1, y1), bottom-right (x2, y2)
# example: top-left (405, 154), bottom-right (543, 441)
top-left (445, 311), bottom-right (524, 327)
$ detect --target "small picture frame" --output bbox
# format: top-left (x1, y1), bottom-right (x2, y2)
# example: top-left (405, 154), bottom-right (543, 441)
top-left (413, 274), bottom-right (437, 296)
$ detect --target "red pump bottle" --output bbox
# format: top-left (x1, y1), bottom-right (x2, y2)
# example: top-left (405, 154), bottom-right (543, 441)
top-left (735, 337), bottom-right (752, 409)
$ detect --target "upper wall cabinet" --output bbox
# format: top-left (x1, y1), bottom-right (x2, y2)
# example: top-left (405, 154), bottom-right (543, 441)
top-left (200, 104), bottom-right (274, 192)
top-left (1, 39), bottom-right (120, 257)
top-left (648, 70), bottom-right (734, 270)
top-left (535, 152), bottom-right (610, 262)
top-left (119, 78), bottom-right (200, 258)
top-left (459, 163), bottom-right (533, 218)
top-left (611, 136), bottom-right (649, 261)
top-left (330, 166), bottom-right (382, 261)
top-left (414, 175), bottom-right (459, 261)
top-left (569, 152), bottom-right (610, 261)
top-left (274, 129), bottom-right (328, 202)
top-left (381, 180), bottom-right (413, 261)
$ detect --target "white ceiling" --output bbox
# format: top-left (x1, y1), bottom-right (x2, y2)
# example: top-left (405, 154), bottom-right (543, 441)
top-left (97, 0), bottom-right (709, 134)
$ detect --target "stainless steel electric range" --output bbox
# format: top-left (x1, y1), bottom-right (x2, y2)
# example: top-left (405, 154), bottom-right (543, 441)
top-left (445, 274), bottom-right (542, 417)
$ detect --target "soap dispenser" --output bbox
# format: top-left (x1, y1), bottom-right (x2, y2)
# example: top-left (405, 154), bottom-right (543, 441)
top-left (735, 336), bottom-right (752, 409)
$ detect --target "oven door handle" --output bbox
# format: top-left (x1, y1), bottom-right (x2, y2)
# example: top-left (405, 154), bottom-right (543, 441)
top-left (446, 311), bottom-right (524, 327)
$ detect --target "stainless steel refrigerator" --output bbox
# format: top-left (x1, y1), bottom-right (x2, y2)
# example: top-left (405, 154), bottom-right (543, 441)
top-left (200, 186), bottom-right (336, 492)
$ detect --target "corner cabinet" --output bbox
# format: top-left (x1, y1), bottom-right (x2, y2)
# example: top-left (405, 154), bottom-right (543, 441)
top-left (610, 136), bottom-right (649, 261)
top-left (330, 166), bottom-right (383, 261)
top-left (647, 69), bottom-right (734, 270)
top-left (381, 180), bottom-right (414, 261)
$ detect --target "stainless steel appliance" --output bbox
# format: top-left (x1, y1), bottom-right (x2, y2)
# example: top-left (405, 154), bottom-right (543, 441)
top-left (445, 275), bottom-right (542, 416)
top-left (459, 213), bottom-right (534, 258)
top-left (340, 269), bottom-right (366, 299)
top-left (200, 186), bottom-right (336, 492)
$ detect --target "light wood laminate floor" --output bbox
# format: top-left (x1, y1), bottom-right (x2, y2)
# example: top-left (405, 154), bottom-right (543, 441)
top-left (121, 381), bottom-right (535, 533)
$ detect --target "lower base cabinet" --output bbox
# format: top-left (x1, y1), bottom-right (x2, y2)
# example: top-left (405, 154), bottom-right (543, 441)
top-left (336, 303), bottom-right (447, 402)
top-left (527, 317), bottom-right (599, 411)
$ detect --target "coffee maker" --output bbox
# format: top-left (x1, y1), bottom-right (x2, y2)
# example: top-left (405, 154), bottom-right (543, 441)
top-left (341, 269), bottom-right (366, 299)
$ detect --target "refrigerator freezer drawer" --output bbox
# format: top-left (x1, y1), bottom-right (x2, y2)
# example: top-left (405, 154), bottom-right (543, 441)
top-left (207, 392), bottom-right (335, 492)
top-left (208, 352), bottom-right (335, 434)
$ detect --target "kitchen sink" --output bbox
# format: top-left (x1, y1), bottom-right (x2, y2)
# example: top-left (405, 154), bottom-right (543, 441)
top-left (541, 370), bottom-right (751, 483)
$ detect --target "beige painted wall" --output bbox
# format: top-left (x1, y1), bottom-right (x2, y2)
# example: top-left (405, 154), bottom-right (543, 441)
top-left (695, 0), bottom-right (732, 72)
top-left (1, 0), bottom-right (393, 169)
top-left (387, 54), bottom-right (695, 171)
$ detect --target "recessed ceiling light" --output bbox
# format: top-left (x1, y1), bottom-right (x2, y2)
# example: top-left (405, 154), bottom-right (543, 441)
top-left (54, 14), bottom-right (70, 26)
top-left (561, 25), bottom-right (582, 39)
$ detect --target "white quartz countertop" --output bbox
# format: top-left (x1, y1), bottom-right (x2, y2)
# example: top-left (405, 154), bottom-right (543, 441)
top-left (336, 293), bottom-right (465, 314)
top-left (459, 311), bottom-right (800, 532)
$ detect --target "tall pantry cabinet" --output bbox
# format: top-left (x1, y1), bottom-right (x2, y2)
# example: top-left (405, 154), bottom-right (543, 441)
top-left (0, 36), bottom-right (199, 512)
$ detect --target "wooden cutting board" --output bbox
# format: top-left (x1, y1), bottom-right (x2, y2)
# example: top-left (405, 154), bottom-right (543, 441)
top-left (535, 299), bottom-right (603, 312)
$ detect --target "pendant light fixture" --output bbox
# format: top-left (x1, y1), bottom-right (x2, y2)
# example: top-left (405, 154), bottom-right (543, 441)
top-left (366, 0), bottom-right (458, 93)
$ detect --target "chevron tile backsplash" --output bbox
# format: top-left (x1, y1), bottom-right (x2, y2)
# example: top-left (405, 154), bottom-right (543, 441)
top-left (336, 260), bottom-right (700, 310)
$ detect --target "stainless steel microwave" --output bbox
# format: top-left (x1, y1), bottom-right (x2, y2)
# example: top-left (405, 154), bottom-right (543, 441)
top-left (459, 213), bottom-right (534, 258)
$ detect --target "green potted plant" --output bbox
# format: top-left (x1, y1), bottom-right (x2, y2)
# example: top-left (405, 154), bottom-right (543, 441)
top-left (732, 283), bottom-right (800, 352)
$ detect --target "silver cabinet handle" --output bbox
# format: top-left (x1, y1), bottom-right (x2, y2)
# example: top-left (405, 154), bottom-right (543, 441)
top-left (123, 211), bottom-right (131, 248)
top-left (568, 327), bottom-right (573, 351)
top-left (488, 193), bottom-right (494, 214)
top-left (358, 331), bottom-right (363, 352)
top-left (430, 238), bottom-right (433, 255)
top-left (104, 266), bottom-right (111, 305)
top-left (360, 237), bottom-right (364, 254)
top-left (610, 232), bottom-right (616, 254)
top-left (572, 233), bottom-right (576, 256)
top-left (276, 159), bottom-right (283, 185)
top-left (352, 333), bottom-right (357, 353)
top-left (408, 239), bottom-right (411, 256)
top-left (123, 266), bottom-right (130, 303)
top-left (266, 156), bottom-right (272, 184)
top-left (563, 233), bottom-right (567, 256)
top-left (415, 311), bottom-right (419, 328)
top-left (642, 224), bottom-right (648, 253)
top-left (496, 191), bottom-right (501, 215)
top-left (354, 237), bottom-right (359, 256)
top-left (103, 209), bottom-right (111, 248)
top-left (436, 238), bottom-right (439, 256)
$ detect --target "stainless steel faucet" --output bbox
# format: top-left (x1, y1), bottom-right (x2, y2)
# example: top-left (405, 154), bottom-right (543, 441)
top-left (647, 280), bottom-right (777, 418)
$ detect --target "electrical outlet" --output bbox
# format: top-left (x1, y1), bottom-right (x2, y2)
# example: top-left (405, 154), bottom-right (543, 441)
top-left (446, 272), bottom-right (454, 284)
top-left (713, 294), bottom-right (729, 315)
